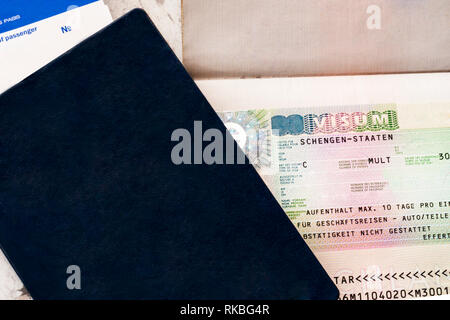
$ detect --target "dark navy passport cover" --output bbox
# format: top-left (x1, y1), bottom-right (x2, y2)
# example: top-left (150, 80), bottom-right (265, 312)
top-left (0, 9), bottom-right (338, 300)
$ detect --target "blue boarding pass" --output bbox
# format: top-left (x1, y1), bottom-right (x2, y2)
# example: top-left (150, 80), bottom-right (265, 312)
top-left (0, 0), bottom-right (112, 93)
top-left (0, 0), bottom-right (100, 34)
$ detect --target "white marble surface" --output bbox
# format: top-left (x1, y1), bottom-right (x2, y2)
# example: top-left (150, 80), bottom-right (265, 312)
top-left (104, 0), bottom-right (182, 59)
top-left (0, 251), bottom-right (28, 299)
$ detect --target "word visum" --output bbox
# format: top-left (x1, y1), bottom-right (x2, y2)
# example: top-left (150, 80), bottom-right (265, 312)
top-left (272, 110), bottom-right (399, 136)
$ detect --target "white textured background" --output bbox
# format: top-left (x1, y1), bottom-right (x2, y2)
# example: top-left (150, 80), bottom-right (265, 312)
top-left (104, 0), bottom-right (182, 59)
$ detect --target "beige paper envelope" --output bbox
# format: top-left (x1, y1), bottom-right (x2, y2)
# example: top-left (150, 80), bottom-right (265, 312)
top-left (183, 0), bottom-right (450, 78)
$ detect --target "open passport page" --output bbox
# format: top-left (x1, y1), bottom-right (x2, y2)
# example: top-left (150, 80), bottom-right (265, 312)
top-left (196, 72), bottom-right (450, 300)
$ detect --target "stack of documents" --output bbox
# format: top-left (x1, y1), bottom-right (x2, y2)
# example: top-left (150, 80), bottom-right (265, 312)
top-left (0, 9), bottom-right (338, 300)
top-left (0, 0), bottom-right (112, 299)
top-left (182, 0), bottom-right (450, 300)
